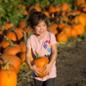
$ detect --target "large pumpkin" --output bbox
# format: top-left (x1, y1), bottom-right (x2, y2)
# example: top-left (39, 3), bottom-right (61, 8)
top-left (32, 56), bottom-right (49, 77)
top-left (1, 54), bottom-right (21, 73)
top-left (0, 70), bottom-right (17, 86)
top-left (56, 32), bottom-right (68, 44)
top-left (4, 45), bottom-right (21, 56)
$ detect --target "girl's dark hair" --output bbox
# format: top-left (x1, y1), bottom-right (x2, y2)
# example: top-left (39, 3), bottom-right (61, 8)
top-left (27, 11), bottom-right (48, 29)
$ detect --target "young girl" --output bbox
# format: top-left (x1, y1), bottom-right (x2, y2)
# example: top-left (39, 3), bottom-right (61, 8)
top-left (26, 11), bottom-right (58, 86)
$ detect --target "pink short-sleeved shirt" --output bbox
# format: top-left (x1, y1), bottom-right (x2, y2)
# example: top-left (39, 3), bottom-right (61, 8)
top-left (27, 31), bottom-right (57, 81)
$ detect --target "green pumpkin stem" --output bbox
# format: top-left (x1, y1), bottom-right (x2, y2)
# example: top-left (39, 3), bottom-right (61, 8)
top-left (35, 52), bottom-right (40, 58)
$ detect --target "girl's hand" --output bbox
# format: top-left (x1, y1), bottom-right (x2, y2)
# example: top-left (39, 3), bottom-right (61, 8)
top-left (43, 63), bottom-right (52, 75)
top-left (31, 65), bottom-right (40, 76)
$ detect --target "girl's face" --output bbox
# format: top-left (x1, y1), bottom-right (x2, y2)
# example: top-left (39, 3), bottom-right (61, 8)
top-left (34, 21), bottom-right (47, 36)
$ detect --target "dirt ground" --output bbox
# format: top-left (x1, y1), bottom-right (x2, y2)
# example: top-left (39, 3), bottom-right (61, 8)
top-left (18, 38), bottom-right (86, 86)
top-left (56, 39), bottom-right (86, 86)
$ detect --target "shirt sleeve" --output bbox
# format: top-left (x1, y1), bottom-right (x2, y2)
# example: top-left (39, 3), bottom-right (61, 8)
top-left (50, 33), bottom-right (57, 45)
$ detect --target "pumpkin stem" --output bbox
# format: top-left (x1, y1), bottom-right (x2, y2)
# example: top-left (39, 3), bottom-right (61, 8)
top-left (1, 60), bottom-right (10, 70)
top-left (35, 52), bottom-right (40, 59)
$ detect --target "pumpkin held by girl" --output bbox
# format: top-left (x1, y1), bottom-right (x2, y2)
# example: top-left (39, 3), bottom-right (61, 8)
top-left (32, 56), bottom-right (49, 78)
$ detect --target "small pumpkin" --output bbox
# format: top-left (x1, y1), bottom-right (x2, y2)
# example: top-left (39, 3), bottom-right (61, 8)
top-left (18, 20), bottom-right (26, 29)
top-left (4, 22), bottom-right (13, 30)
top-left (48, 5), bottom-right (60, 14)
top-left (6, 32), bottom-right (17, 41)
top-left (60, 3), bottom-right (71, 12)
top-left (32, 56), bottom-right (49, 77)
top-left (1, 41), bottom-right (10, 48)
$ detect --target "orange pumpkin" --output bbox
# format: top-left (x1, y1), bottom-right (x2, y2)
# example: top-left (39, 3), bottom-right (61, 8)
top-left (4, 45), bottom-right (21, 55)
top-left (48, 23), bottom-right (58, 35)
top-left (70, 27), bottom-right (77, 38)
top-left (48, 5), bottom-right (60, 14)
top-left (1, 54), bottom-right (21, 73)
top-left (74, 0), bottom-right (86, 6)
top-left (32, 56), bottom-right (49, 77)
top-left (6, 32), bottom-right (17, 41)
top-left (0, 70), bottom-right (17, 86)
top-left (81, 7), bottom-right (86, 12)
top-left (1, 41), bottom-right (10, 48)
top-left (62, 25), bottom-right (72, 37)
top-left (58, 23), bottom-right (66, 29)
top-left (60, 3), bottom-right (71, 12)
top-left (19, 42), bottom-right (26, 53)
top-left (56, 32), bottom-right (68, 44)
top-left (73, 14), bottom-right (86, 27)
top-left (19, 52), bottom-right (26, 63)
top-left (18, 20), bottom-right (26, 29)
top-left (15, 28), bottom-right (23, 40)
top-left (23, 27), bottom-right (33, 36)
top-left (4, 22), bottom-right (13, 30)
top-left (73, 24), bottom-right (85, 36)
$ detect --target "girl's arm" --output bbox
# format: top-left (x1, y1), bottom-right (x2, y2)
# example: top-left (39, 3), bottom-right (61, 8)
top-left (44, 43), bottom-right (57, 74)
top-left (26, 48), bottom-right (33, 70)
top-left (26, 48), bottom-right (40, 75)
top-left (49, 43), bottom-right (57, 65)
